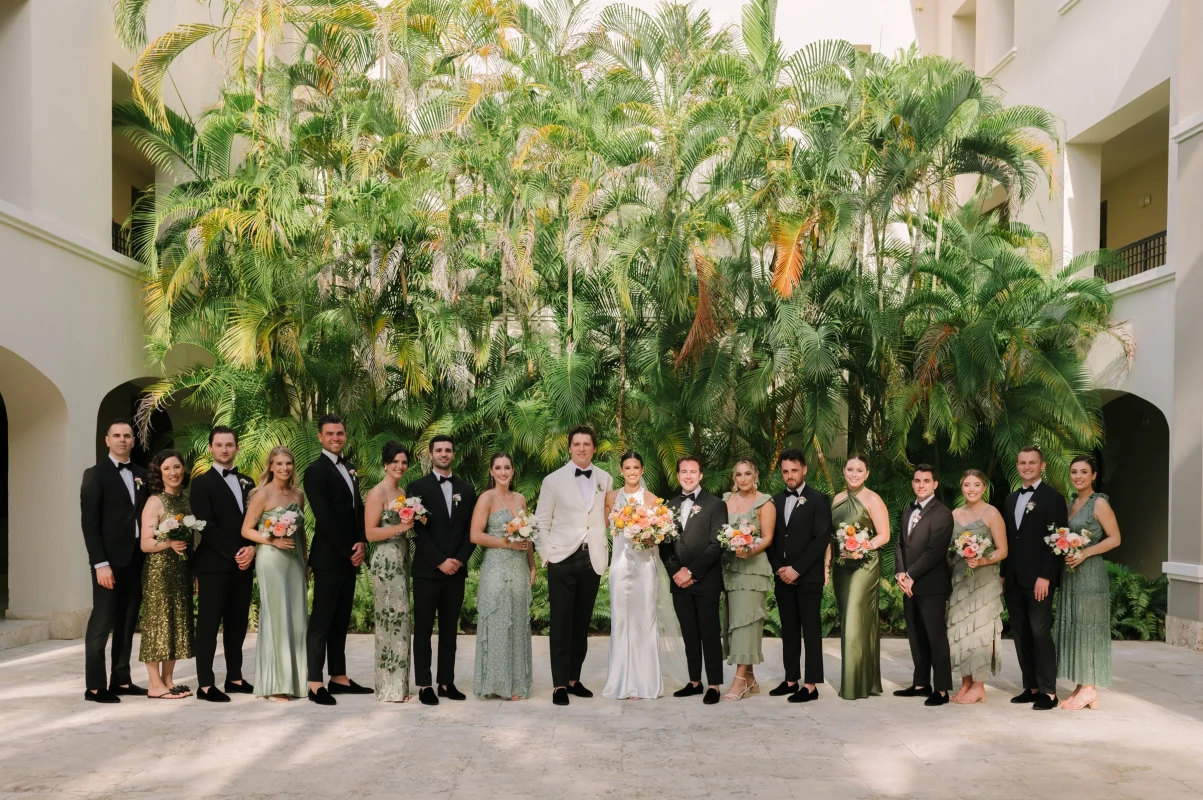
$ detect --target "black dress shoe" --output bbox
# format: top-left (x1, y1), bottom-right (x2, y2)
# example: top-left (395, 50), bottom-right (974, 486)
top-left (438, 684), bottom-right (467, 701)
top-left (924, 692), bottom-right (950, 707)
top-left (673, 683), bottom-right (705, 698)
top-left (552, 687), bottom-right (570, 706)
top-left (308, 687), bottom-right (337, 706)
top-left (568, 682), bottom-right (594, 698)
top-left (110, 683), bottom-right (147, 696)
top-left (788, 686), bottom-right (819, 703)
top-left (224, 680), bottom-right (254, 694)
top-left (85, 689), bottom-right (120, 704)
top-left (768, 681), bottom-right (798, 697)
top-left (1010, 690), bottom-right (1039, 704)
top-left (328, 678), bottom-right (374, 695)
top-left (703, 688), bottom-right (721, 705)
top-left (418, 687), bottom-right (439, 706)
top-left (892, 685), bottom-right (932, 697)
top-left (197, 687), bottom-right (231, 703)
top-left (1032, 694), bottom-right (1059, 710)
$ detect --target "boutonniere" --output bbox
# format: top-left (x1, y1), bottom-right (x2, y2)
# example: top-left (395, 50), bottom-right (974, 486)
top-left (1025, 501), bottom-right (1035, 513)
top-left (595, 484), bottom-right (604, 494)
top-left (799, 496), bottom-right (808, 505)
top-left (453, 493), bottom-right (462, 506)
top-left (134, 477), bottom-right (144, 490)
top-left (238, 476), bottom-right (252, 488)
top-left (347, 467), bottom-right (358, 479)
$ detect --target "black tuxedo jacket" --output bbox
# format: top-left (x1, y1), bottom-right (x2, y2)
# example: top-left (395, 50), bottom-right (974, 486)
top-left (1002, 482), bottom-right (1068, 590)
top-left (661, 490), bottom-right (725, 594)
top-left (80, 458), bottom-right (149, 569)
top-left (895, 497), bottom-right (954, 597)
top-left (408, 472), bottom-right (477, 580)
top-left (766, 484), bottom-right (832, 589)
top-left (303, 454), bottom-right (367, 571)
top-left (190, 467), bottom-right (254, 573)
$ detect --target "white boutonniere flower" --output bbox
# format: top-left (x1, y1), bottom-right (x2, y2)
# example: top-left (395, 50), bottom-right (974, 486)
top-left (595, 483), bottom-right (604, 494)
top-left (453, 493), bottom-right (462, 506)
top-left (799, 496), bottom-right (808, 505)
top-left (348, 468), bottom-right (358, 479)
top-left (239, 476), bottom-right (252, 487)
top-left (1025, 501), bottom-right (1035, 513)
top-left (134, 477), bottom-right (144, 490)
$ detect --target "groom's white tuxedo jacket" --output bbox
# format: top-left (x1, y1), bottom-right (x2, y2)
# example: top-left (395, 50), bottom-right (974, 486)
top-left (534, 462), bottom-right (614, 576)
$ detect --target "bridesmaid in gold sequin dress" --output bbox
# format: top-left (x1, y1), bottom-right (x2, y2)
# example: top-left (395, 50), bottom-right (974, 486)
top-left (138, 450), bottom-right (195, 700)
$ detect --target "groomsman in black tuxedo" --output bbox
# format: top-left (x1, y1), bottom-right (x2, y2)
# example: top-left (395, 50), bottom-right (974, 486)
top-left (80, 419), bottom-right (149, 702)
top-left (303, 414), bottom-right (372, 705)
top-left (190, 426), bottom-right (256, 703)
top-left (893, 465), bottom-right (955, 706)
top-left (1003, 446), bottom-right (1068, 710)
top-left (662, 455), bottom-right (726, 705)
top-left (766, 449), bottom-right (831, 702)
top-left (408, 434), bottom-right (477, 705)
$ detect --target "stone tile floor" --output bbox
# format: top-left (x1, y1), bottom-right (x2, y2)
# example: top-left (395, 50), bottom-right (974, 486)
top-left (1, 634), bottom-right (1201, 799)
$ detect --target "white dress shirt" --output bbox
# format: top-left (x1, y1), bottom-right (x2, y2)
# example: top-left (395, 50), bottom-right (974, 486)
top-left (433, 468), bottom-right (455, 516)
top-left (218, 465), bottom-right (245, 513)
top-left (783, 483), bottom-right (807, 525)
top-left (573, 463), bottom-right (596, 506)
top-left (94, 454), bottom-right (138, 569)
top-left (907, 495), bottom-right (934, 536)
top-left (1014, 479), bottom-right (1041, 529)
top-left (679, 489), bottom-right (699, 527)
top-left (323, 449), bottom-right (355, 494)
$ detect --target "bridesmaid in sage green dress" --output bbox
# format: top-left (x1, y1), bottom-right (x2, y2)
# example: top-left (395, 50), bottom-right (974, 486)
top-left (829, 454), bottom-right (890, 700)
top-left (947, 470), bottom-right (1007, 704)
top-left (241, 446), bottom-right (309, 701)
top-left (469, 454), bottom-right (535, 700)
top-left (138, 451), bottom-right (195, 700)
top-left (1056, 456), bottom-right (1122, 711)
top-left (364, 442), bottom-right (416, 703)
top-left (720, 459), bottom-right (775, 701)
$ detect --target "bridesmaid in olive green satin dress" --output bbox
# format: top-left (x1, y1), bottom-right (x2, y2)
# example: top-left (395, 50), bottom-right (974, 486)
top-left (829, 454), bottom-right (891, 700)
top-left (241, 446), bottom-right (310, 702)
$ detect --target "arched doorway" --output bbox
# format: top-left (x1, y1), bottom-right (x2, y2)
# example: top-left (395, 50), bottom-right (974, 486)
top-left (95, 381), bottom-right (175, 467)
top-left (1100, 392), bottom-right (1169, 577)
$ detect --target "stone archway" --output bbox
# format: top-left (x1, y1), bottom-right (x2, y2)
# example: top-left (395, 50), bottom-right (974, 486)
top-left (95, 380), bottom-right (175, 468)
top-left (1100, 391), bottom-right (1169, 577)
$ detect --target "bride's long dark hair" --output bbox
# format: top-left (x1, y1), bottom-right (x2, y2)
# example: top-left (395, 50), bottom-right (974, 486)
top-left (486, 452), bottom-right (514, 490)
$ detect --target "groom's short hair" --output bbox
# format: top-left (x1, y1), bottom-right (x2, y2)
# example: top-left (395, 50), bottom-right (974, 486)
top-left (779, 448), bottom-right (807, 467)
top-left (567, 425), bottom-right (596, 446)
top-left (677, 454), bottom-right (703, 471)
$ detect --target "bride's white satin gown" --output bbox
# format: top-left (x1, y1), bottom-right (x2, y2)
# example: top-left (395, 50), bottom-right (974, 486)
top-left (603, 489), bottom-right (665, 699)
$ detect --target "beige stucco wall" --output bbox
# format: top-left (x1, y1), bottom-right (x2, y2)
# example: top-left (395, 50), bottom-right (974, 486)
top-left (1102, 154), bottom-right (1169, 249)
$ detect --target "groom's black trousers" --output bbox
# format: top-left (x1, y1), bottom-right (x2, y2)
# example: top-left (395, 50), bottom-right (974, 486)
top-left (412, 574), bottom-right (466, 686)
top-left (775, 579), bottom-right (824, 685)
top-left (673, 590), bottom-right (724, 685)
top-left (547, 545), bottom-right (600, 687)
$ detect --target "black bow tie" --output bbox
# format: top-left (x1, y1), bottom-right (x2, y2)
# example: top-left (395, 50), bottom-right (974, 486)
top-left (575, 468), bottom-right (592, 478)
top-left (437, 474), bottom-right (453, 484)
top-left (1018, 486), bottom-right (1036, 495)
top-left (680, 492), bottom-right (698, 501)
top-left (911, 501), bottom-right (925, 511)
top-left (115, 461), bottom-right (131, 472)
top-left (220, 468), bottom-right (238, 478)
top-left (787, 489), bottom-right (804, 498)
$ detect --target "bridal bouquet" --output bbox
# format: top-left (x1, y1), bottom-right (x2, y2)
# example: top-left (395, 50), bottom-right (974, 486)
top-left (503, 513), bottom-right (539, 543)
top-left (610, 498), bottom-right (678, 551)
top-left (381, 494), bottom-right (428, 530)
top-left (834, 522), bottom-right (873, 561)
top-left (717, 522), bottom-right (761, 554)
top-left (1045, 525), bottom-right (1092, 567)
top-left (260, 508), bottom-right (300, 540)
top-left (950, 528), bottom-right (995, 571)
top-left (156, 514), bottom-right (206, 560)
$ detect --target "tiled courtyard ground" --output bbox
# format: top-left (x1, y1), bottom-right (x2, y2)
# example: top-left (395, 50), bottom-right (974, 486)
top-left (1, 634), bottom-right (1201, 799)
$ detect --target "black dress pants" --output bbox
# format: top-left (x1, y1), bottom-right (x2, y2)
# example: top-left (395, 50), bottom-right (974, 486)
top-left (672, 590), bottom-right (724, 686)
top-left (307, 567), bottom-right (357, 682)
top-left (775, 579), bottom-right (824, 684)
top-left (904, 593), bottom-right (952, 692)
top-left (194, 569), bottom-right (254, 687)
top-left (547, 546), bottom-right (601, 687)
top-left (84, 561), bottom-right (142, 691)
top-left (412, 575), bottom-right (466, 686)
top-left (1005, 583), bottom-right (1057, 695)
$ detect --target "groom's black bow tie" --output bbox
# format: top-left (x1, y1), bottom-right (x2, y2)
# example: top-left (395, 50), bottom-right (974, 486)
top-left (220, 467), bottom-right (238, 478)
top-left (910, 501), bottom-right (925, 512)
top-left (115, 461), bottom-right (131, 472)
top-left (437, 474), bottom-right (453, 484)
top-left (575, 468), bottom-right (593, 478)
top-left (787, 489), bottom-right (804, 498)
top-left (1018, 485), bottom-right (1036, 495)
top-left (680, 491), bottom-right (698, 501)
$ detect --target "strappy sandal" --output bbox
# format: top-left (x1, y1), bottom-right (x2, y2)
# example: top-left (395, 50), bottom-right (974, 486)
top-left (722, 675), bottom-right (751, 702)
top-left (1059, 689), bottom-right (1099, 710)
top-left (951, 688), bottom-right (986, 704)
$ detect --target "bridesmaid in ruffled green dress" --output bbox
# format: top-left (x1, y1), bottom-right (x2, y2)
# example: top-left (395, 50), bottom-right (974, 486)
top-left (241, 446), bottom-right (309, 702)
top-left (830, 454), bottom-right (890, 700)
top-left (1056, 456), bottom-right (1122, 711)
top-left (469, 453), bottom-right (535, 700)
top-left (720, 459), bottom-right (775, 701)
top-left (364, 442), bottom-right (417, 703)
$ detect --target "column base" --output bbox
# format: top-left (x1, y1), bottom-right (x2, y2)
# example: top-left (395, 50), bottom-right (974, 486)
top-left (6, 606), bottom-right (90, 640)
top-left (1165, 615), bottom-right (1203, 650)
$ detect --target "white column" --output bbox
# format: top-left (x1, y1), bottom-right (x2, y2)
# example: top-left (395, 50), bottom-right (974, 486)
top-left (1061, 143), bottom-right (1102, 273)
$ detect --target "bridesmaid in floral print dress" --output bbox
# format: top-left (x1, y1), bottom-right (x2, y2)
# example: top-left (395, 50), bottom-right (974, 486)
top-left (364, 442), bottom-right (417, 703)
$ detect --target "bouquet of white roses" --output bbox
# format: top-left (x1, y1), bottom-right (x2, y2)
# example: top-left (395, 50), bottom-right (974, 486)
top-left (717, 522), bottom-right (761, 554)
top-left (950, 528), bottom-right (996, 571)
top-left (1045, 525), bottom-right (1092, 567)
top-left (381, 494), bottom-right (428, 531)
top-left (503, 512), bottom-right (539, 543)
top-left (156, 513), bottom-right (206, 560)
top-left (834, 522), bottom-right (873, 561)
top-left (610, 498), bottom-right (679, 551)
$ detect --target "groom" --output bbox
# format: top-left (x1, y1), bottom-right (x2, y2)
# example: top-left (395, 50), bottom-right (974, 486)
top-left (662, 455), bottom-right (725, 705)
top-left (535, 425), bottom-right (613, 706)
top-left (1003, 446), bottom-right (1067, 711)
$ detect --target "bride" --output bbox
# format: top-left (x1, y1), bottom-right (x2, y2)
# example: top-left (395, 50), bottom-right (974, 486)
top-left (603, 451), bottom-right (688, 699)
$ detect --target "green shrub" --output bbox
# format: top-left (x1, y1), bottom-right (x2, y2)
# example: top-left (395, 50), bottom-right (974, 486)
top-left (1108, 562), bottom-right (1168, 641)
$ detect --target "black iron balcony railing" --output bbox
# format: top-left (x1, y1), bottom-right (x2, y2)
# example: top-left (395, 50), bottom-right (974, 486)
top-left (112, 221), bottom-right (131, 259)
top-left (1099, 229), bottom-right (1166, 283)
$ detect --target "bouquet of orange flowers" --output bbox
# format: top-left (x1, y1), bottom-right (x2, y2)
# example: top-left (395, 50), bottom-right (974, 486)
top-left (381, 494), bottom-right (428, 531)
top-left (717, 522), bottom-right (761, 554)
top-left (609, 498), bottom-right (678, 551)
top-left (503, 512), bottom-right (539, 543)
top-left (1045, 525), bottom-right (1092, 567)
top-left (834, 522), bottom-right (873, 561)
